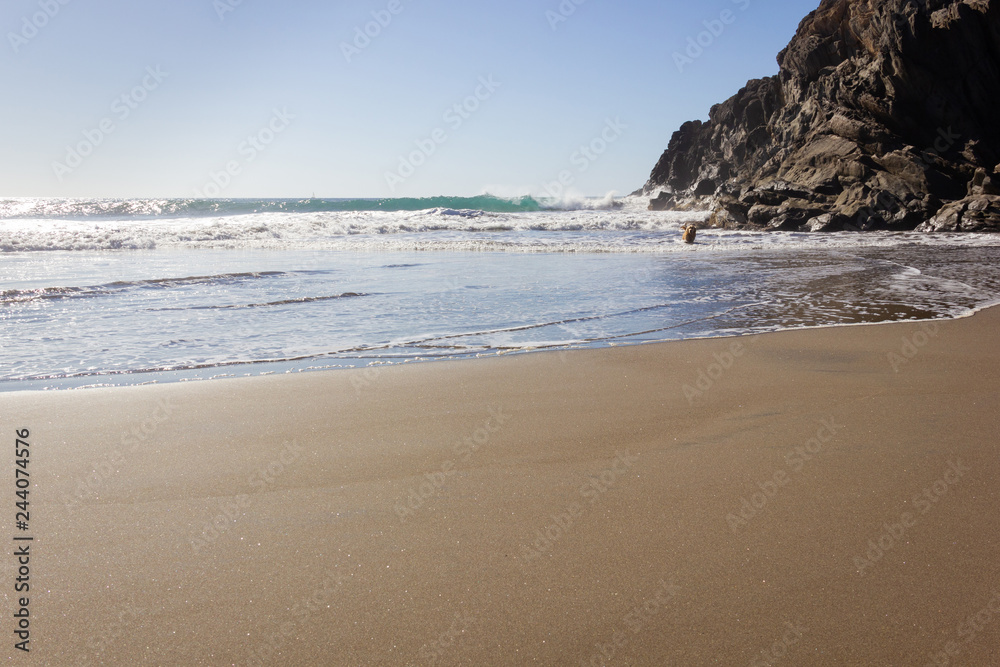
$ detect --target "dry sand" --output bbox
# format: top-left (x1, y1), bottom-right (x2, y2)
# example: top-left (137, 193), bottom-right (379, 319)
top-left (2, 306), bottom-right (999, 665)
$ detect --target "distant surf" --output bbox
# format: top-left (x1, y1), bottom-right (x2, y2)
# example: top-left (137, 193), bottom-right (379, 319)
top-left (0, 194), bottom-right (624, 221)
top-left (4, 194), bottom-right (1000, 254)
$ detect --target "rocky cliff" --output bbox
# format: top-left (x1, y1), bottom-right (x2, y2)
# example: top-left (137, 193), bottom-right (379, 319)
top-left (641, 0), bottom-right (1000, 232)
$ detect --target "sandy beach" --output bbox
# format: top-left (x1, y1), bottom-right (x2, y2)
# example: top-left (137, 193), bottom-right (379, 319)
top-left (3, 306), bottom-right (999, 665)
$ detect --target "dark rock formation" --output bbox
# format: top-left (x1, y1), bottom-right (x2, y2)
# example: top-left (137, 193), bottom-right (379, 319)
top-left (641, 0), bottom-right (1000, 232)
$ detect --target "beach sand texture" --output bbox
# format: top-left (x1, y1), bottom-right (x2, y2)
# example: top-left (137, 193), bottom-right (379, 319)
top-left (3, 307), bottom-right (999, 665)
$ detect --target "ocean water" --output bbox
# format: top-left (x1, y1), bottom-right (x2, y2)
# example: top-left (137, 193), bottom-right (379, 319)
top-left (3, 195), bottom-right (1000, 391)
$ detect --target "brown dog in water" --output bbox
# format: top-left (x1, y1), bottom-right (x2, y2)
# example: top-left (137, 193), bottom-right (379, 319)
top-left (681, 224), bottom-right (697, 244)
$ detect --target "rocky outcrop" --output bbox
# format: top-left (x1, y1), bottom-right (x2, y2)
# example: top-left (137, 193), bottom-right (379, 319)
top-left (641, 0), bottom-right (1000, 232)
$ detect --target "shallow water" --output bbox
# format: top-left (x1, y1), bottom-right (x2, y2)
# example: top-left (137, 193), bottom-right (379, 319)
top-left (3, 237), bottom-right (999, 391)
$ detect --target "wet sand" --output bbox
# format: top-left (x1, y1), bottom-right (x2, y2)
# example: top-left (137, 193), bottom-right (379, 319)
top-left (3, 306), bottom-right (999, 665)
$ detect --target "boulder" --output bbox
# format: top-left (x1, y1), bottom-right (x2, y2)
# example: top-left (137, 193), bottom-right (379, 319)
top-left (648, 192), bottom-right (675, 211)
top-left (918, 194), bottom-right (1000, 232)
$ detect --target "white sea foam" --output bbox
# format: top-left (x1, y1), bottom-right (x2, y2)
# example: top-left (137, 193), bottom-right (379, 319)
top-left (3, 201), bottom-right (999, 254)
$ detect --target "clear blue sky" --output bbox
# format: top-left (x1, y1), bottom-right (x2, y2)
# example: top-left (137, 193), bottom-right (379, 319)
top-left (1, 0), bottom-right (820, 199)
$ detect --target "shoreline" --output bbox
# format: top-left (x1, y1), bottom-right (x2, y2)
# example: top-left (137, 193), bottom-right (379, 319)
top-left (5, 300), bottom-right (999, 394)
top-left (3, 303), bottom-right (999, 664)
